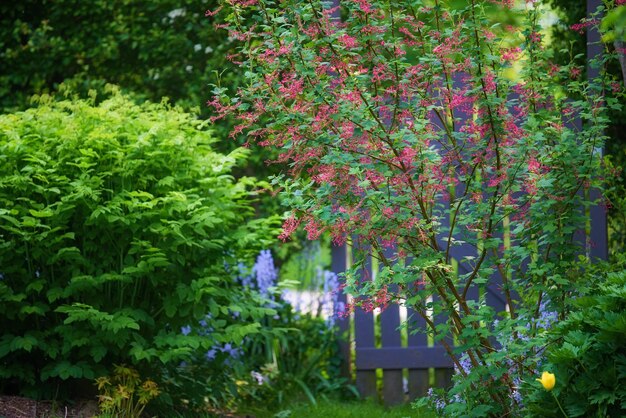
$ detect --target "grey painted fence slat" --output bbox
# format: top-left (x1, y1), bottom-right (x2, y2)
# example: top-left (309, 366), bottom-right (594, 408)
top-left (407, 303), bottom-right (430, 399)
top-left (587, 0), bottom-right (608, 261)
top-left (331, 244), bottom-right (351, 379)
top-left (380, 284), bottom-right (403, 405)
top-left (408, 369), bottom-right (429, 400)
top-left (354, 243), bottom-right (377, 400)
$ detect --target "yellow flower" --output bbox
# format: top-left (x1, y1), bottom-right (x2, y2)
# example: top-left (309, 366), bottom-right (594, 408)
top-left (536, 371), bottom-right (556, 391)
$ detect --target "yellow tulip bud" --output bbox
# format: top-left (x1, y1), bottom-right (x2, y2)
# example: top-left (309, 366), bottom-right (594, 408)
top-left (536, 371), bottom-right (556, 391)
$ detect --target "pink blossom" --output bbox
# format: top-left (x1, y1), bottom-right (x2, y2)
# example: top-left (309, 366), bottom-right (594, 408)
top-left (483, 30), bottom-right (496, 41)
top-left (304, 219), bottom-right (324, 240)
top-left (278, 216), bottom-right (301, 241)
top-left (611, 81), bottom-right (623, 93)
top-left (501, 47), bottom-right (521, 62)
top-left (528, 31), bottom-right (542, 44)
top-left (313, 164), bottom-right (337, 185)
top-left (569, 66), bottom-right (582, 79)
top-left (488, 0), bottom-right (514, 8)
top-left (205, 7), bottom-right (222, 17)
top-left (353, 0), bottom-right (374, 14)
top-left (338, 34), bottom-right (358, 49)
top-left (483, 71), bottom-right (496, 94)
top-left (488, 173), bottom-right (506, 188)
top-left (382, 207), bottom-right (396, 218)
top-left (230, 0), bottom-right (257, 7)
top-left (571, 19), bottom-right (599, 34)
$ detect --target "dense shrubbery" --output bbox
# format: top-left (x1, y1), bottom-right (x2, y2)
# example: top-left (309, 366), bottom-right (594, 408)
top-left (0, 0), bottom-right (233, 115)
top-left (0, 90), bottom-right (280, 401)
top-left (525, 264), bottom-right (626, 417)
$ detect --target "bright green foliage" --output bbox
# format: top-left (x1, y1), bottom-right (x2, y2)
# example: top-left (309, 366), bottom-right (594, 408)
top-left (0, 90), bottom-right (279, 398)
top-left (601, 4), bottom-right (626, 43)
top-left (526, 265), bottom-right (626, 417)
top-left (0, 0), bottom-right (295, 230)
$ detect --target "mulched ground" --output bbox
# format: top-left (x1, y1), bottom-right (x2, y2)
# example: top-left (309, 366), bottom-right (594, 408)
top-left (0, 396), bottom-right (98, 418)
top-left (0, 396), bottom-right (258, 418)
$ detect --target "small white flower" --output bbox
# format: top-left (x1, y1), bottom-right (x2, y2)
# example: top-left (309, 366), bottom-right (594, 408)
top-left (251, 371), bottom-right (266, 385)
top-left (167, 8), bottom-right (186, 20)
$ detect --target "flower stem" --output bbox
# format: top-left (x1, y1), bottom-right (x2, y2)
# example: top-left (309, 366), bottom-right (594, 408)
top-left (552, 392), bottom-right (568, 418)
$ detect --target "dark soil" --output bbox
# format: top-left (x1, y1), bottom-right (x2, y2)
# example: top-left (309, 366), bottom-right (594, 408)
top-left (0, 396), bottom-right (258, 418)
top-left (0, 396), bottom-right (98, 418)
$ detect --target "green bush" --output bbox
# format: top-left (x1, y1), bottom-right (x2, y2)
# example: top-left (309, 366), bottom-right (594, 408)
top-left (0, 0), bottom-right (233, 115)
top-left (0, 89), bottom-right (279, 400)
top-left (526, 265), bottom-right (626, 417)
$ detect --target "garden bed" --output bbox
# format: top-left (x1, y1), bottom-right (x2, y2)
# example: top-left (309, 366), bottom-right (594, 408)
top-left (0, 396), bottom-right (98, 418)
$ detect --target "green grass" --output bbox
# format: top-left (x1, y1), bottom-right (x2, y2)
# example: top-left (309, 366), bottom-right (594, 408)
top-left (252, 399), bottom-right (437, 418)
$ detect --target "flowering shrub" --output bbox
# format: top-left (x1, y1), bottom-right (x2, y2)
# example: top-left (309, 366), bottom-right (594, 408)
top-left (209, 0), bottom-right (624, 415)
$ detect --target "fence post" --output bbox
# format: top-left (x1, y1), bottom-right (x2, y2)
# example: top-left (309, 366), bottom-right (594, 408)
top-left (587, 0), bottom-right (608, 261)
top-left (353, 247), bottom-right (378, 400)
top-left (379, 302), bottom-right (404, 404)
top-left (331, 243), bottom-right (351, 379)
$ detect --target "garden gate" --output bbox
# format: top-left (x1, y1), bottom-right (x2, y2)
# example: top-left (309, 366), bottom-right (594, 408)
top-left (329, 0), bottom-right (606, 405)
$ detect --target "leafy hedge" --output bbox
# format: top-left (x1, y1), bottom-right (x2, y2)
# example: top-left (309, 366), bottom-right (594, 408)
top-left (526, 265), bottom-right (626, 417)
top-left (0, 0), bottom-right (233, 115)
top-left (0, 90), bottom-right (279, 399)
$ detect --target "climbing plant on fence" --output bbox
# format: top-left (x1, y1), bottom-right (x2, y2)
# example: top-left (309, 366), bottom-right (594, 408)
top-left (0, 90), bottom-right (279, 400)
top-left (210, 0), bottom-right (624, 415)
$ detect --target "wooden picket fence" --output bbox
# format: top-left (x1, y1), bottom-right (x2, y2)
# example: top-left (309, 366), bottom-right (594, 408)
top-left (331, 243), bottom-right (505, 405)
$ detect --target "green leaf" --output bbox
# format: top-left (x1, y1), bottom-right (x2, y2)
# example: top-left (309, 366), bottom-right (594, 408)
top-left (28, 208), bottom-right (54, 218)
top-left (10, 335), bottom-right (38, 353)
top-left (90, 346), bottom-right (107, 362)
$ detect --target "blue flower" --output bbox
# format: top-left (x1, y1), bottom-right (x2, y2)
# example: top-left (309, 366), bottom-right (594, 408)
top-left (536, 300), bottom-right (557, 330)
top-left (454, 353), bottom-right (472, 376)
top-left (253, 250), bottom-right (277, 297)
